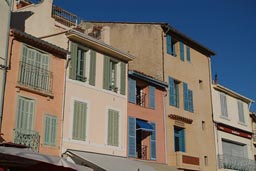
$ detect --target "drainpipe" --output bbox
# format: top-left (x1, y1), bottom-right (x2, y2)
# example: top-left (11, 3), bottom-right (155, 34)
top-left (0, 0), bottom-right (13, 132)
top-left (163, 89), bottom-right (168, 164)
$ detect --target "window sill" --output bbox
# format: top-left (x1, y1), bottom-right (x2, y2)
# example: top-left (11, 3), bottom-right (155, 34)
top-left (238, 121), bottom-right (247, 126)
top-left (16, 84), bottom-right (53, 98)
top-left (41, 144), bottom-right (58, 149)
top-left (219, 115), bottom-right (230, 121)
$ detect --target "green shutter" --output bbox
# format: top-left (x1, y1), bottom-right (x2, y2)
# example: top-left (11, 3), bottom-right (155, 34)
top-left (89, 50), bottom-right (96, 86)
top-left (43, 114), bottom-right (57, 146)
top-left (69, 42), bottom-right (78, 80)
top-left (44, 115), bottom-right (51, 144)
top-left (186, 46), bottom-right (191, 62)
top-left (108, 109), bottom-right (119, 146)
top-left (120, 62), bottom-right (126, 95)
top-left (180, 42), bottom-right (184, 61)
top-left (72, 101), bottom-right (87, 141)
top-left (51, 117), bottom-right (57, 145)
top-left (103, 56), bottom-right (110, 90)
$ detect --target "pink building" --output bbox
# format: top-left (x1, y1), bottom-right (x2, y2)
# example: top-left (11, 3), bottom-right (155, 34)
top-left (0, 29), bottom-right (67, 156)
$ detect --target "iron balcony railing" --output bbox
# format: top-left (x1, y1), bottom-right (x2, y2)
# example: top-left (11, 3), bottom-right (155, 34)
top-left (14, 128), bottom-right (40, 152)
top-left (52, 5), bottom-right (80, 27)
top-left (136, 93), bottom-right (146, 107)
top-left (137, 144), bottom-right (147, 160)
top-left (218, 154), bottom-right (256, 171)
top-left (18, 61), bottom-right (53, 94)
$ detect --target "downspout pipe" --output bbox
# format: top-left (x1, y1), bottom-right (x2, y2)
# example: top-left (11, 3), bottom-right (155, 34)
top-left (0, 0), bottom-right (13, 132)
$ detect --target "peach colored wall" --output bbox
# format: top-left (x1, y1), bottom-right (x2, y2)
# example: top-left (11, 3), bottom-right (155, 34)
top-left (128, 86), bottom-right (166, 163)
top-left (1, 38), bottom-right (65, 156)
top-left (62, 52), bottom-right (128, 157)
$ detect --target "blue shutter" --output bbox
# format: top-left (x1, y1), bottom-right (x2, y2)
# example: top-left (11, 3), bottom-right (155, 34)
top-left (150, 122), bottom-right (156, 160)
top-left (180, 129), bottom-right (186, 152)
top-left (128, 117), bottom-right (136, 157)
top-left (180, 42), bottom-right (184, 61)
top-left (148, 86), bottom-right (156, 109)
top-left (186, 46), bottom-right (191, 62)
top-left (128, 78), bottom-right (136, 103)
top-left (188, 90), bottom-right (194, 112)
top-left (166, 35), bottom-right (172, 54)
top-left (183, 82), bottom-right (189, 111)
top-left (169, 77), bottom-right (176, 106)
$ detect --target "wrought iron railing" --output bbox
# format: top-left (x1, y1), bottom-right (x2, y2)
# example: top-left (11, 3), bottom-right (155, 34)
top-left (14, 128), bottom-right (40, 152)
top-left (136, 93), bottom-right (146, 107)
top-left (18, 61), bottom-right (53, 94)
top-left (137, 144), bottom-right (147, 160)
top-left (218, 154), bottom-right (256, 171)
top-left (52, 5), bottom-right (80, 27)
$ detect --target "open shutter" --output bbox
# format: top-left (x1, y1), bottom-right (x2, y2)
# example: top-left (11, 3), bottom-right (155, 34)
top-left (150, 122), bottom-right (156, 160)
top-left (89, 50), bottom-right (96, 86)
top-left (103, 56), bottom-right (110, 90)
top-left (148, 86), bottom-right (156, 109)
top-left (120, 62), bottom-right (126, 95)
top-left (180, 42), bottom-right (184, 61)
top-left (166, 35), bottom-right (172, 54)
top-left (169, 77), bottom-right (176, 106)
top-left (128, 78), bottom-right (136, 103)
top-left (188, 90), bottom-right (194, 112)
top-left (183, 82), bottom-right (189, 111)
top-left (128, 117), bottom-right (136, 157)
top-left (180, 129), bottom-right (185, 152)
top-left (69, 42), bottom-right (78, 80)
top-left (186, 46), bottom-right (191, 62)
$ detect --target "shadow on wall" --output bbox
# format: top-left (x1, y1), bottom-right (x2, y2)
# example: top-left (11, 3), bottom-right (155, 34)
top-left (11, 11), bottom-right (34, 31)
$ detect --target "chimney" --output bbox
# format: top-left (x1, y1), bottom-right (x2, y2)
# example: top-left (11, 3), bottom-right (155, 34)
top-left (213, 73), bottom-right (218, 84)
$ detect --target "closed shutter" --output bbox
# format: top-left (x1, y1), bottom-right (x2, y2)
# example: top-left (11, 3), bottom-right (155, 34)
top-left (103, 56), bottom-right (110, 90)
top-left (180, 42), bottom-right (184, 61)
top-left (237, 101), bottom-right (245, 123)
top-left (220, 93), bottom-right (228, 117)
top-left (128, 117), bottom-right (136, 157)
top-left (107, 109), bottom-right (119, 146)
top-left (186, 46), bottom-right (191, 62)
top-left (69, 42), bottom-right (78, 80)
top-left (17, 97), bottom-right (34, 131)
top-left (128, 78), bottom-right (136, 103)
top-left (89, 50), bottom-right (96, 86)
top-left (120, 62), bottom-right (126, 95)
top-left (183, 82), bottom-right (189, 111)
top-left (188, 90), bottom-right (194, 112)
top-left (150, 122), bottom-right (156, 160)
top-left (44, 115), bottom-right (57, 146)
top-left (169, 77), bottom-right (176, 106)
top-left (72, 101), bottom-right (87, 141)
top-left (148, 86), bottom-right (156, 109)
top-left (222, 140), bottom-right (247, 158)
top-left (166, 35), bottom-right (172, 54)
top-left (44, 115), bottom-right (51, 145)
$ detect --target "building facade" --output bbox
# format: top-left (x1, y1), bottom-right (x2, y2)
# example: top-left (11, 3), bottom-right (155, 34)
top-left (80, 22), bottom-right (217, 171)
top-left (212, 83), bottom-right (255, 170)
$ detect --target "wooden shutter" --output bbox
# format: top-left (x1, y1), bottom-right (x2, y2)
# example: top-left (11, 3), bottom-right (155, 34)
top-left (176, 84), bottom-right (180, 108)
top-left (128, 117), bottom-right (136, 157)
top-left (148, 86), bottom-right (156, 109)
top-left (17, 97), bottom-right (34, 131)
top-left (183, 82), bottom-right (189, 111)
top-left (150, 122), bottom-right (156, 160)
top-left (166, 35), bottom-right (172, 54)
top-left (44, 115), bottom-right (51, 145)
top-left (128, 78), bottom-right (136, 103)
top-left (180, 42), bottom-right (184, 61)
top-left (169, 77), bottom-right (176, 106)
top-left (188, 90), bottom-right (194, 112)
top-left (180, 129), bottom-right (185, 152)
top-left (44, 115), bottom-right (57, 146)
top-left (72, 101), bottom-right (87, 141)
top-left (120, 62), bottom-right (126, 95)
top-left (69, 42), bottom-right (78, 80)
top-left (89, 50), bottom-right (96, 86)
top-left (238, 101), bottom-right (245, 123)
top-left (186, 46), bottom-right (191, 62)
top-left (103, 56), bottom-right (110, 90)
top-left (107, 109), bottom-right (119, 146)
top-left (220, 93), bottom-right (228, 117)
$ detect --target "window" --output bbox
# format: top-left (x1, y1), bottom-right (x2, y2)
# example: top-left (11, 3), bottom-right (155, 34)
top-left (174, 126), bottom-right (185, 152)
top-left (72, 100), bottom-right (87, 141)
top-left (166, 35), bottom-right (177, 56)
top-left (150, 122), bottom-right (156, 160)
top-left (220, 93), bottom-right (228, 118)
top-left (103, 56), bottom-right (126, 94)
top-left (43, 114), bottom-right (57, 146)
top-left (69, 42), bottom-right (96, 85)
top-left (136, 85), bottom-right (146, 106)
top-left (222, 139), bottom-right (247, 158)
top-left (183, 82), bottom-right (194, 112)
top-left (19, 45), bottom-right (51, 93)
top-left (169, 77), bottom-right (180, 108)
top-left (237, 101), bottom-right (245, 123)
top-left (107, 109), bottom-right (119, 146)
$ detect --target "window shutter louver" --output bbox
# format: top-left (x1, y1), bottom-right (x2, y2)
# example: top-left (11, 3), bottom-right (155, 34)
top-left (188, 90), bottom-right (194, 112)
top-left (167, 35), bottom-right (172, 54)
top-left (220, 93), bottom-right (228, 117)
top-left (108, 110), bottom-right (119, 146)
top-left (183, 83), bottom-right (189, 111)
top-left (128, 78), bottom-right (136, 103)
top-left (72, 101), bottom-right (87, 141)
top-left (186, 46), bottom-right (191, 62)
top-left (150, 122), bottom-right (156, 160)
top-left (148, 86), bottom-right (156, 109)
top-left (69, 42), bottom-right (78, 80)
top-left (180, 42), bottom-right (184, 61)
top-left (89, 50), bottom-right (96, 86)
top-left (169, 77), bottom-right (176, 106)
top-left (103, 56), bottom-right (110, 90)
top-left (120, 62), bottom-right (126, 95)
top-left (51, 117), bottom-right (57, 145)
top-left (238, 101), bottom-right (245, 123)
top-left (128, 117), bottom-right (136, 157)
top-left (44, 116), bottom-right (51, 144)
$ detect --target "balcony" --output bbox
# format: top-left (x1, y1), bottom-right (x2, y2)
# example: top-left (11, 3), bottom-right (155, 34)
top-left (18, 61), bottom-right (53, 95)
top-left (218, 154), bottom-right (256, 171)
top-left (52, 5), bottom-right (79, 27)
top-left (136, 144), bottom-right (148, 160)
top-left (13, 128), bottom-right (40, 152)
top-left (136, 92), bottom-right (146, 107)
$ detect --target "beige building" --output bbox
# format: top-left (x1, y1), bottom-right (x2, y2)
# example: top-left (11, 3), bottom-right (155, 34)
top-left (212, 82), bottom-right (255, 170)
top-left (81, 22), bottom-right (217, 171)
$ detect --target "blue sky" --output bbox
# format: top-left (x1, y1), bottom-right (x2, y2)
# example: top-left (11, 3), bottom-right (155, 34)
top-left (53, 0), bottom-right (256, 111)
